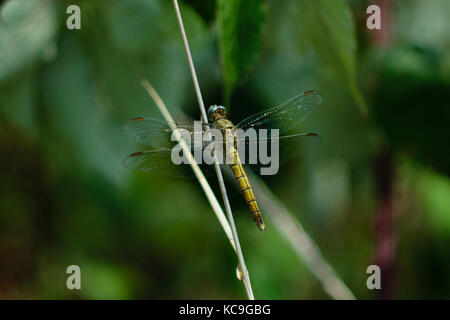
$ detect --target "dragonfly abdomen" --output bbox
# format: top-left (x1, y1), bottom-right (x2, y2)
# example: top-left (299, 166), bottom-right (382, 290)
top-left (230, 149), bottom-right (265, 231)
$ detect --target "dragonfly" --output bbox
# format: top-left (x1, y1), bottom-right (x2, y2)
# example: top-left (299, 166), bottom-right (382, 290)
top-left (123, 90), bottom-right (322, 231)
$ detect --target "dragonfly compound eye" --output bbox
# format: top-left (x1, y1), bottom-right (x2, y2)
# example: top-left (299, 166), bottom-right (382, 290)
top-left (207, 105), bottom-right (227, 122)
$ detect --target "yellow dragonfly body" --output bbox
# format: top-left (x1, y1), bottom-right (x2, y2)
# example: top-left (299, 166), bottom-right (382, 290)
top-left (209, 112), bottom-right (265, 230)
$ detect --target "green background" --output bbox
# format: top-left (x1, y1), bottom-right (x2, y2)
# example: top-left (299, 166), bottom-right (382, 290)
top-left (0, 0), bottom-right (449, 299)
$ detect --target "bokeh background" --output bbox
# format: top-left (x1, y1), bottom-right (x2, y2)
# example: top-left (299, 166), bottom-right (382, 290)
top-left (1, 0), bottom-right (449, 299)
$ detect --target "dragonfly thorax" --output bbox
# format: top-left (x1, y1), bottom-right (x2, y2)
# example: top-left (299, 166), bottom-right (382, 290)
top-left (207, 105), bottom-right (227, 122)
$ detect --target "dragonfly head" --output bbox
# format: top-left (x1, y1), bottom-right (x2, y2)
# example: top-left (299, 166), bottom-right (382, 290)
top-left (207, 105), bottom-right (227, 122)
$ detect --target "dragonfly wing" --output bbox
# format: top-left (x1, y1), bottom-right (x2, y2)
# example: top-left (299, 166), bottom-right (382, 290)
top-left (123, 149), bottom-right (216, 178)
top-left (236, 90), bottom-right (322, 136)
top-left (124, 117), bottom-right (209, 149)
top-left (237, 132), bottom-right (321, 174)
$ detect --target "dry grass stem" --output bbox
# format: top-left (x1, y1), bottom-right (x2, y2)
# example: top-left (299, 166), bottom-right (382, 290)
top-left (246, 170), bottom-right (356, 300)
top-left (140, 79), bottom-right (236, 252)
top-left (169, 0), bottom-right (255, 299)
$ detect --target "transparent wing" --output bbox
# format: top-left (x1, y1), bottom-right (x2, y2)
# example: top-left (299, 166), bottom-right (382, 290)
top-left (237, 132), bottom-right (321, 174)
top-left (123, 149), bottom-right (216, 178)
top-left (123, 117), bottom-right (210, 149)
top-left (236, 90), bottom-right (322, 136)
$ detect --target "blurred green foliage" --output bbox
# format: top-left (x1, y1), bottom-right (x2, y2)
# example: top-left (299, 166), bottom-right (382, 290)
top-left (0, 0), bottom-right (449, 299)
top-left (294, 0), bottom-right (366, 114)
top-left (218, 0), bottom-right (268, 102)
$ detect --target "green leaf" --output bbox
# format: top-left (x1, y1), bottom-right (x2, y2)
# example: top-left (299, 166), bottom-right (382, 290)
top-left (217, 0), bottom-right (268, 103)
top-left (294, 0), bottom-right (367, 115)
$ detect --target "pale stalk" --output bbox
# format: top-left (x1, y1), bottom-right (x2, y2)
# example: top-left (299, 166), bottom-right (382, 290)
top-left (246, 170), bottom-right (356, 300)
top-left (140, 80), bottom-right (236, 252)
top-left (172, 0), bottom-right (254, 299)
